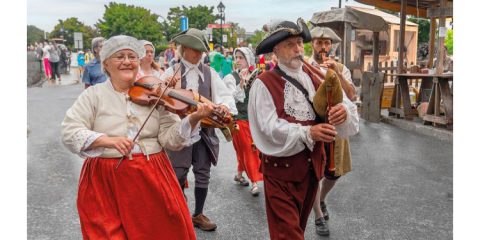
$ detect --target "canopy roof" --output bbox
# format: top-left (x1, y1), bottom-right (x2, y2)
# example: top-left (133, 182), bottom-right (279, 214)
top-left (354, 0), bottom-right (453, 18)
top-left (310, 6), bottom-right (389, 32)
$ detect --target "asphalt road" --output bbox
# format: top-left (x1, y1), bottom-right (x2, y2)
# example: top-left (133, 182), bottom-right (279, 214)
top-left (28, 76), bottom-right (452, 240)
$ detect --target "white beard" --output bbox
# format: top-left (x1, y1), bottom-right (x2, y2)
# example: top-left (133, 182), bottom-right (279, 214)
top-left (278, 57), bottom-right (302, 70)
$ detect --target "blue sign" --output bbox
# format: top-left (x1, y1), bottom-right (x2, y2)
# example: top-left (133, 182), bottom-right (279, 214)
top-left (180, 16), bottom-right (189, 31)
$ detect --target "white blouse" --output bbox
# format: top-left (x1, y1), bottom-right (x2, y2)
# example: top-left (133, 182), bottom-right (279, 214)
top-left (160, 58), bottom-right (238, 115)
top-left (61, 80), bottom-right (200, 158)
top-left (223, 72), bottom-right (246, 103)
top-left (247, 62), bottom-right (359, 157)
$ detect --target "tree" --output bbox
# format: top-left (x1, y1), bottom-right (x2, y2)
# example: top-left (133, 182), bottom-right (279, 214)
top-left (163, 5), bottom-right (218, 41)
top-left (27, 25), bottom-right (45, 46)
top-left (49, 17), bottom-right (97, 50)
top-left (246, 30), bottom-right (266, 49)
top-left (96, 3), bottom-right (164, 46)
top-left (445, 29), bottom-right (453, 55)
top-left (408, 17), bottom-right (430, 44)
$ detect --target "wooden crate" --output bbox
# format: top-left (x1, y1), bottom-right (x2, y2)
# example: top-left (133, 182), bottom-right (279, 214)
top-left (381, 84), bottom-right (395, 109)
top-left (381, 84), bottom-right (419, 109)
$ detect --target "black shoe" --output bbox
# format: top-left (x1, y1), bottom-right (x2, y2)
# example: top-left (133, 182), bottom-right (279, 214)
top-left (315, 217), bottom-right (330, 236)
top-left (320, 201), bottom-right (329, 220)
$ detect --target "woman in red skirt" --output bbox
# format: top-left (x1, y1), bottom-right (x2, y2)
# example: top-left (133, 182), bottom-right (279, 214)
top-left (224, 47), bottom-right (263, 196)
top-left (61, 35), bottom-right (215, 240)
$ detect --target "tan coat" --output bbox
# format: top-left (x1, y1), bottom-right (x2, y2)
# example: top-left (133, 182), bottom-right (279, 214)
top-left (333, 138), bottom-right (352, 176)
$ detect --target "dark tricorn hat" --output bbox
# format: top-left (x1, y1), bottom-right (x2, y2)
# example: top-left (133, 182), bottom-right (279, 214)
top-left (255, 18), bottom-right (311, 55)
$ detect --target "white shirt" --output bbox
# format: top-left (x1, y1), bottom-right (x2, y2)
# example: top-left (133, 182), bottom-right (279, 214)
top-left (247, 62), bottom-right (359, 157)
top-left (43, 45), bottom-right (51, 59)
top-left (223, 71), bottom-right (246, 103)
top-left (160, 58), bottom-right (238, 115)
top-left (137, 68), bottom-right (162, 79)
top-left (308, 57), bottom-right (355, 88)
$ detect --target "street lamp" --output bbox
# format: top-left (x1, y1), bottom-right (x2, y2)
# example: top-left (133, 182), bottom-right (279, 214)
top-left (59, 19), bottom-right (65, 40)
top-left (217, 1), bottom-right (225, 47)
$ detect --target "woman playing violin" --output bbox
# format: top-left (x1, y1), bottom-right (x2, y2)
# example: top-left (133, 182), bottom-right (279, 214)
top-left (61, 35), bottom-right (213, 240)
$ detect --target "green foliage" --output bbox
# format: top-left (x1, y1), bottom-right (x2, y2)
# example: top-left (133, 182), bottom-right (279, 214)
top-left (27, 25), bottom-right (45, 46)
top-left (445, 29), bottom-right (453, 55)
top-left (163, 5), bottom-right (218, 41)
top-left (96, 2), bottom-right (164, 46)
top-left (246, 30), bottom-right (266, 49)
top-left (408, 17), bottom-right (430, 44)
top-left (304, 42), bottom-right (312, 57)
top-left (49, 17), bottom-right (97, 50)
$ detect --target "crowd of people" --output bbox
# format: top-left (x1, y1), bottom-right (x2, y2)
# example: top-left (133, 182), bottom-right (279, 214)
top-left (31, 41), bottom-right (70, 82)
top-left (60, 18), bottom-right (360, 240)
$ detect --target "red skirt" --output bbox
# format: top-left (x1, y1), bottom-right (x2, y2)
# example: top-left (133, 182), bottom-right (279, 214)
top-left (77, 152), bottom-right (196, 240)
top-left (231, 120), bottom-right (263, 182)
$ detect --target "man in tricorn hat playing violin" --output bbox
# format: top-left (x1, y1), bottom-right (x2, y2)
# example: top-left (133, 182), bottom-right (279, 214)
top-left (308, 26), bottom-right (358, 236)
top-left (160, 28), bottom-right (237, 232)
top-left (248, 18), bottom-right (359, 239)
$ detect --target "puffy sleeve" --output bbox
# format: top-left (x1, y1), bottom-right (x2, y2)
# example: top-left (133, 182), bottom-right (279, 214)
top-left (342, 66), bottom-right (355, 88)
top-left (248, 79), bottom-right (314, 157)
top-left (61, 87), bottom-right (105, 157)
top-left (159, 66), bottom-right (174, 81)
top-left (335, 94), bottom-right (360, 139)
top-left (156, 106), bottom-right (201, 151)
top-left (223, 74), bottom-right (246, 103)
top-left (210, 68), bottom-right (238, 115)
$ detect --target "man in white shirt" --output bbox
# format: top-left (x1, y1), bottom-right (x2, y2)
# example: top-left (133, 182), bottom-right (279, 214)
top-left (160, 28), bottom-right (237, 232)
top-left (248, 18), bottom-right (359, 240)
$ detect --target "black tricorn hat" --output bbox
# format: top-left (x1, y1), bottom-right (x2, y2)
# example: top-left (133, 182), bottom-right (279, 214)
top-left (255, 18), bottom-right (311, 55)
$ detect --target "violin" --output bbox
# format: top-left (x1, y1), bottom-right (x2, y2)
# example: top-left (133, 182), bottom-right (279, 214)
top-left (116, 72), bottom-right (233, 170)
top-left (128, 75), bottom-right (232, 129)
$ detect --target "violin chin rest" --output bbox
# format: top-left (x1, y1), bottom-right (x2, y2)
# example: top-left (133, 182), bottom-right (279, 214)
top-left (313, 69), bottom-right (343, 119)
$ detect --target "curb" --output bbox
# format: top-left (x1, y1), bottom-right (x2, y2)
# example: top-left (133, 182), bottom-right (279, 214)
top-left (380, 115), bottom-right (453, 142)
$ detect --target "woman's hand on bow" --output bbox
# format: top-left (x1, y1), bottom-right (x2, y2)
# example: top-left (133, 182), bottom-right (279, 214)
top-left (90, 135), bottom-right (134, 156)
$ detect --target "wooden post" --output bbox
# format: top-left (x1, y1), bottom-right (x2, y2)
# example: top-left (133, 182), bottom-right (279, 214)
top-left (436, 0), bottom-right (447, 74)
top-left (427, 16), bottom-right (437, 68)
top-left (343, 22), bottom-right (352, 68)
top-left (398, 0), bottom-right (407, 73)
top-left (373, 32), bottom-right (380, 73)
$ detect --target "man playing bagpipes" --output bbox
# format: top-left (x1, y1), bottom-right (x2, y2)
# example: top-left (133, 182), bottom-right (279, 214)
top-left (247, 18), bottom-right (359, 240)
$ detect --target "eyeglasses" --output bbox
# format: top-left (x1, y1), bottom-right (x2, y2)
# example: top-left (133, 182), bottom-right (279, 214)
top-left (110, 54), bottom-right (139, 63)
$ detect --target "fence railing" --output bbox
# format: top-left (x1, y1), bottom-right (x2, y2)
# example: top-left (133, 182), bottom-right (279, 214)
top-left (367, 61), bottom-right (422, 89)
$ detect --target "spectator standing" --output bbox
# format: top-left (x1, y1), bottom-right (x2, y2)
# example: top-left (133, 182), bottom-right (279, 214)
top-left (77, 50), bottom-right (85, 78)
top-left (42, 42), bottom-right (53, 80)
top-left (83, 37), bottom-right (107, 88)
top-left (48, 42), bottom-right (61, 81)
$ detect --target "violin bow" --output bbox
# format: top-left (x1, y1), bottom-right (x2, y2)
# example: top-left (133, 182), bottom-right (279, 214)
top-left (115, 65), bottom-right (182, 169)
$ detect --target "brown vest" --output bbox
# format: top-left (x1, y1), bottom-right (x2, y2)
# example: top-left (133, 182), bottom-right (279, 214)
top-left (256, 68), bottom-right (325, 182)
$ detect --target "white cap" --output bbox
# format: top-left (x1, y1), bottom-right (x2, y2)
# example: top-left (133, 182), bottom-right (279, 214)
top-left (139, 40), bottom-right (155, 58)
top-left (99, 35), bottom-right (145, 74)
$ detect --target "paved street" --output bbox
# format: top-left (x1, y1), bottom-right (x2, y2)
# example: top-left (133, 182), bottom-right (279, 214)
top-left (28, 74), bottom-right (452, 240)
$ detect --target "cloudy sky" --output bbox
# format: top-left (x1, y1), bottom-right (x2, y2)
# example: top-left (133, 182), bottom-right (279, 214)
top-left (27, 0), bottom-right (370, 32)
